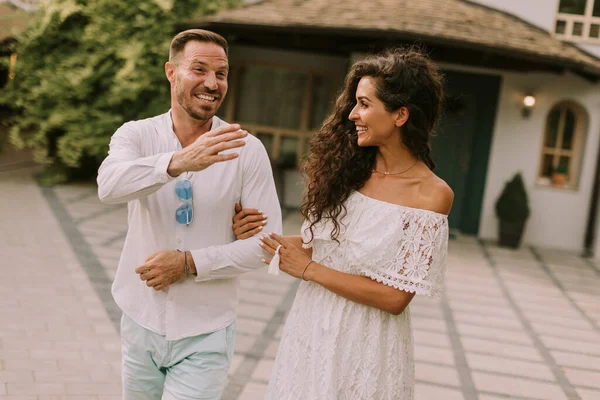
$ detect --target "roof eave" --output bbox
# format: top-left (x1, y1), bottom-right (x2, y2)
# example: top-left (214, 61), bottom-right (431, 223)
top-left (185, 19), bottom-right (600, 81)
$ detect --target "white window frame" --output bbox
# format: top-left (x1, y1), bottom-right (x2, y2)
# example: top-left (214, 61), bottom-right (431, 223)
top-left (554, 0), bottom-right (600, 42)
top-left (223, 61), bottom-right (337, 169)
top-left (536, 101), bottom-right (588, 190)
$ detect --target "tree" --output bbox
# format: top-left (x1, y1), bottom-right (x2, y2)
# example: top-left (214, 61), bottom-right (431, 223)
top-left (1, 0), bottom-right (237, 183)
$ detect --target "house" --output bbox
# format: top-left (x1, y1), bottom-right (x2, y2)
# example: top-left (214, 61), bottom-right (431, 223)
top-left (186, 0), bottom-right (600, 256)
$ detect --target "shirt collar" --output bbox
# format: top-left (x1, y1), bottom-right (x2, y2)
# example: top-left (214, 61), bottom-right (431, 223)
top-left (166, 109), bottom-right (224, 148)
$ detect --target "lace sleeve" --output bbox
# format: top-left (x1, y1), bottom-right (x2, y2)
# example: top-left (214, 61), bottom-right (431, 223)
top-left (359, 213), bottom-right (449, 298)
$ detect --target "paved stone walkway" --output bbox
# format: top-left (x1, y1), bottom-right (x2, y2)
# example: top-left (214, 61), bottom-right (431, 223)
top-left (0, 164), bottom-right (121, 399)
top-left (1, 159), bottom-right (600, 399)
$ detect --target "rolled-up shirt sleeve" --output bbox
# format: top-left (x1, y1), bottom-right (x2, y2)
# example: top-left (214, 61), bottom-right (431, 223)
top-left (97, 122), bottom-right (175, 205)
top-left (190, 137), bottom-right (283, 281)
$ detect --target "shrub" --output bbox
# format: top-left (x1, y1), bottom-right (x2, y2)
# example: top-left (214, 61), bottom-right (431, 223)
top-left (1, 0), bottom-right (238, 184)
top-left (495, 172), bottom-right (530, 222)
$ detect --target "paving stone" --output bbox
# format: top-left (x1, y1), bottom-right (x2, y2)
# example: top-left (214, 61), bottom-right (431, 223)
top-left (472, 371), bottom-right (568, 400)
top-left (415, 383), bottom-right (465, 400)
top-left (563, 367), bottom-right (600, 389)
top-left (461, 337), bottom-right (543, 362)
top-left (576, 387), bottom-right (600, 400)
top-left (238, 382), bottom-right (268, 400)
top-left (414, 345), bottom-right (456, 366)
top-left (416, 362), bottom-right (461, 387)
top-left (4, 161), bottom-right (600, 400)
top-left (456, 322), bottom-right (532, 346)
top-left (251, 359), bottom-right (274, 382)
top-left (465, 352), bottom-right (555, 381)
top-left (540, 335), bottom-right (600, 356)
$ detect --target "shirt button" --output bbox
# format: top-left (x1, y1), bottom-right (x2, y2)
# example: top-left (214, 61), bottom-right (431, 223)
top-left (176, 236), bottom-right (182, 244)
top-left (168, 295), bottom-right (174, 301)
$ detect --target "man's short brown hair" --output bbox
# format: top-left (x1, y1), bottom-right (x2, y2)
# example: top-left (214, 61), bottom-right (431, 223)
top-left (169, 29), bottom-right (229, 64)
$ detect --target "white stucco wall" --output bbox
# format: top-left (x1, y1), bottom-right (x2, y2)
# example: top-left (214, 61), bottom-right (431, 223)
top-left (478, 70), bottom-right (600, 253)
top-left (470, 0), bottom-right (559, 32)
top-left (577, 43), bottom-right (600, 58)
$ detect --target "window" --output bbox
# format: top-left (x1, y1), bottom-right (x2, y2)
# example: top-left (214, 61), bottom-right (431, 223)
top-left (537, 102), bottom-right (588, 189)
top-left (217, 61), bottom-right (340, 208)
top-left (221, 63), bottom-right (337, 170)
top-left (555, 0), bottom-right (600, 41)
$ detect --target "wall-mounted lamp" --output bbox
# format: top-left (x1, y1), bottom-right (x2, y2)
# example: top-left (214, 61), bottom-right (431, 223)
top-left (522, 95), bottom-right (536, 118)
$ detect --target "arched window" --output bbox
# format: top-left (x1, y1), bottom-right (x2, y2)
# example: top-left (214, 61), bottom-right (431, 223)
top-left (538, 101), bottom-right (588, 189)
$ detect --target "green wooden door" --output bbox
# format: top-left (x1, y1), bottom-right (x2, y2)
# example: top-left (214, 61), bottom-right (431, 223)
top-left (432, 71), bottom-right (501, 234)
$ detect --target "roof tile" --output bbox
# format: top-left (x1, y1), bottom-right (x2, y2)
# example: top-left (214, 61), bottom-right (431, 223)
top-left (196, 0), bottom-right (600, 74)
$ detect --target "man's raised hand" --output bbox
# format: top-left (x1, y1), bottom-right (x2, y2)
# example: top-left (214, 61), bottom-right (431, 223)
top-left (168, 123), bottom-right (248, 177)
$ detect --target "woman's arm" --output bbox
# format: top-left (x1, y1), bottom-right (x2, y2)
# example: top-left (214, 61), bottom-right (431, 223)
top-left (261, 233), bottom-right (412, 315)
top-left (303, 262), bottom-right (415, 315)
top-left (232, 208), bottom-right (312, 257)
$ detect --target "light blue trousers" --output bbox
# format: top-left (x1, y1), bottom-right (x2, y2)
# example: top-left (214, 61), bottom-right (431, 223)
top-left (120, 314), bottom-right (235, 400)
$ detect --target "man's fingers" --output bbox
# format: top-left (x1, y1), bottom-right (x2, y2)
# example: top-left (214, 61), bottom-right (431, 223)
top-left (146, 278), bottom-right (160, 288)
top-left (234, 203), bottom-right (242, 213)
top-left (154, 284), bottom-right (167, 291)
top-left (211, 140), bottom-right (246, 154)
top-left (140, 269), bottom-right (158, 281)
top-left (204, 123), bottom-right (241, 138)
top-left (135, 264), bottom-right (150, 274)
top-left (206, 130), bottom-right (248, 147)
top-left (211, 153), bottom-right (240, 163)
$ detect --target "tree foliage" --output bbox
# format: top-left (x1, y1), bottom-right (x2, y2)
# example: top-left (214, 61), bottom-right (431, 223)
top-left (1, 0), bottom-right (237, 183)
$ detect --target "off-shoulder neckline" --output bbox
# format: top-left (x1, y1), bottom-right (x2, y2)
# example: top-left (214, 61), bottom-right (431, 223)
top-left (353, 190), bottom-right (449, 218)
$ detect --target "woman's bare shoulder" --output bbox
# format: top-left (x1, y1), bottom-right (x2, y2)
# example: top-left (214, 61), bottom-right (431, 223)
top-left (418, 174), bottom-right (454, 215)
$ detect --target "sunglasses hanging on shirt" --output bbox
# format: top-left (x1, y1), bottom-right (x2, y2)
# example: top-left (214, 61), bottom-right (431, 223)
top-left (175, 178), bottom-right (193, 225)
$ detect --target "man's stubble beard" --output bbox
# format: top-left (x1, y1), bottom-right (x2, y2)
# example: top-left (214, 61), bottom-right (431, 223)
top-left (175, 80), bottom-right (223, 122)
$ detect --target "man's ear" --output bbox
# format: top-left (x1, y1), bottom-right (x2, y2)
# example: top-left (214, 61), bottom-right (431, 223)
top-left (165, 61), bottom-right (175, 84)
top-left (393, 106), bottom-right (410, 128)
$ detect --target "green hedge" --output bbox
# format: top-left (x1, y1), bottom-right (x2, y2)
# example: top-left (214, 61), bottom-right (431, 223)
top-left (1, 0), bottom-right (237, 184)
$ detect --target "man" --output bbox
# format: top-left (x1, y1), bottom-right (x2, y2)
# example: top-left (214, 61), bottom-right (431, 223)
top-left (97, 29), bottom-right (282, 399)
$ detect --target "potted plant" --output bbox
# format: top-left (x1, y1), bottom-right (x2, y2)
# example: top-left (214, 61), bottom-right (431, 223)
top-left (495, 173), bottom-right (530, 248)
top-left (551, 164), bottom-right (569, 187)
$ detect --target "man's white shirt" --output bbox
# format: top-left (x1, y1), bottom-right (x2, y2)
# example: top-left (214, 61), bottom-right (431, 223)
top-left (97, 111), bottom-right (282, 340)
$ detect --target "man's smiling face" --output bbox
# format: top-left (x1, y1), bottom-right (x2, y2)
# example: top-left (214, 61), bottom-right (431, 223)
top-left (170, 40), bottom-right (229, 122)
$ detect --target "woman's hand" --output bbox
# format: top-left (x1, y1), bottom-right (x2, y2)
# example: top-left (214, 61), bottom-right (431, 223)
top-left (260, 233), bottom-right (314, 280)
top-left (232, 203), bottom-right (268, 240)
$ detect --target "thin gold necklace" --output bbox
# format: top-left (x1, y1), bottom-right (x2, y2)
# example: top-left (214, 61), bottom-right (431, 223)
top-left (372, 160), bottom-right (418, 176)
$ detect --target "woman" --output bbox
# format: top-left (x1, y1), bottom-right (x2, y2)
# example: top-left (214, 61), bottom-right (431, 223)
top-left (233, 47), bottom-right (453, 399)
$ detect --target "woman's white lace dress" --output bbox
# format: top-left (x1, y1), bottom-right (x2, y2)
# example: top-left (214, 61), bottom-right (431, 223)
top-left (265, 191), bottom-right (449, 400)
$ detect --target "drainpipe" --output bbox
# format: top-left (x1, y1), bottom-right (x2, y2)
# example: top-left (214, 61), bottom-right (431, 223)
top-left (583, 131), bottom-right (600, 257)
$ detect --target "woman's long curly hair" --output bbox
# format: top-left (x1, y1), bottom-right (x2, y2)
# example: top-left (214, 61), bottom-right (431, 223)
top-left (301, 47), bottom-right (444, 242)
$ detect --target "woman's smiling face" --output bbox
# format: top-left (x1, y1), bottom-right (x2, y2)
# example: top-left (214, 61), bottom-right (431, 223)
top-left (348, 76), bottom-right (406, 147)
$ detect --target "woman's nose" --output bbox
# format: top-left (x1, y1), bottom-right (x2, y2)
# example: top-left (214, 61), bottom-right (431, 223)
top-left (349, 105), bottom-right (358, 121)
